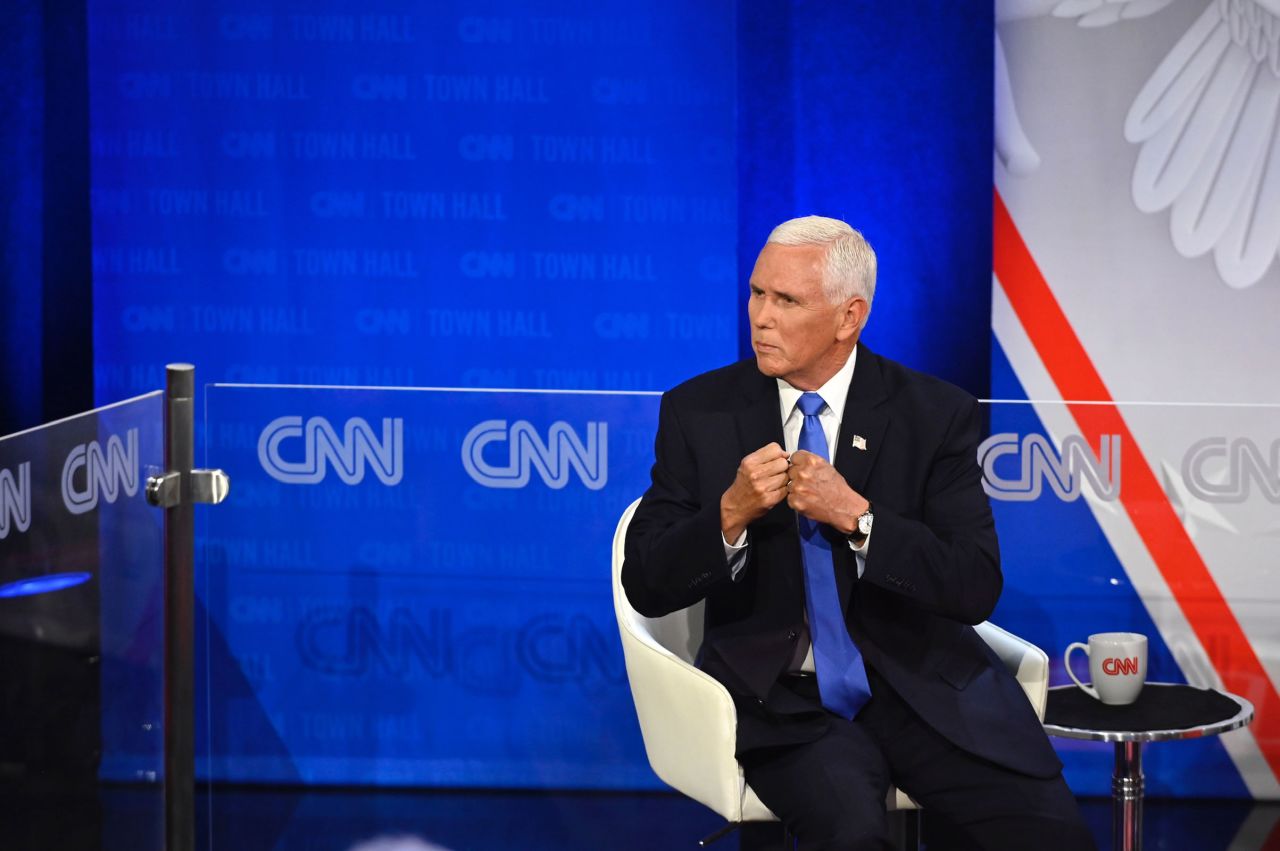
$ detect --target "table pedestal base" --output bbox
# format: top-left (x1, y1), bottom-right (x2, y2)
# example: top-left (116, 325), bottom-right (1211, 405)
top-left (1112, 741), bottom-right (1144, 851)
top-left (1044, 684), bottom-right (1255, 851)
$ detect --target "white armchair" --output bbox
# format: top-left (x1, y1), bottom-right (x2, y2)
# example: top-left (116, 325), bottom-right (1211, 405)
top-left (611, 498), bottom-right (1050, 843)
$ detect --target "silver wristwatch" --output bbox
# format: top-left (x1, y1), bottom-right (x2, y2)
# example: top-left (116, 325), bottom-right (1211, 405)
top-left (850, 502), bottom-right (874, 546)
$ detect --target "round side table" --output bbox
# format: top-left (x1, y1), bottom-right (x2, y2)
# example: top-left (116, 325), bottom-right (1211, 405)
top-left (1043, 683), bottom-right (1254, 851)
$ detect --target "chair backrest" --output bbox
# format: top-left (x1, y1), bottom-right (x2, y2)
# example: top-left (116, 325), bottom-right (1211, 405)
top-left (611, 498), bottom-right (704, 663)
top-left (974, 620), bottom-right (1050, 718)
top-left (610, 497), bottom-right (1043, 822)
top-left (612, 502), bottom-right (1049, 721)
top-left (611, 498), bottom-right (760, 822)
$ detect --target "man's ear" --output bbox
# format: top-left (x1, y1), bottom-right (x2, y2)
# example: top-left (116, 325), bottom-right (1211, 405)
top-left (835, 298), bottom-right (867, 341)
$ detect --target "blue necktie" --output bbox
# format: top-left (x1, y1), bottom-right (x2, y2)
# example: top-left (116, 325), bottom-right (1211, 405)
top-left (796, 392), bottom-right (872, 719)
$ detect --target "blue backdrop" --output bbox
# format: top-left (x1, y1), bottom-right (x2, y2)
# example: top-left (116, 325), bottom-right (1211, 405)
top-left (737, 1), bottom-right (994, 395)
top-left (75, 1), bottom-right (998, 790)
top-left (88, 1), bottom-right (738, 398)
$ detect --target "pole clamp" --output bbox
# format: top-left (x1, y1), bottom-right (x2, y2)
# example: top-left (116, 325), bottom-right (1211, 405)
top-left (145, 469), bottom-right (231, 508)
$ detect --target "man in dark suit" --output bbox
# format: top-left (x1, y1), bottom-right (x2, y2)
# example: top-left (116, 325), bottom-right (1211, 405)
top-left (622, 217), bottom-right (1094, 849)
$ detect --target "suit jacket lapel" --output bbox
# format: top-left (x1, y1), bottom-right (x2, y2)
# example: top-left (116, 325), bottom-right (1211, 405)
top-left (733, 366), bottom-right (801, 611)
top-left (832, 346), bottom-right (890, 611)
top-left (834, 346), bottom-right (889, 495)
top-left (734, 365), bottom-right (785, 459)
top-left (733, 366), bottom-right (796, 527)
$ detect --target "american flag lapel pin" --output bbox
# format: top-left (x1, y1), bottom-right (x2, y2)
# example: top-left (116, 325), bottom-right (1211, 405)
top-left (851, 435), bottom-right (867, 451)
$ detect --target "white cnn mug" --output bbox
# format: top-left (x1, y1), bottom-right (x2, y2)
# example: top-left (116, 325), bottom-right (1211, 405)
top-left (1064, 632), bottom-right (1148, 705)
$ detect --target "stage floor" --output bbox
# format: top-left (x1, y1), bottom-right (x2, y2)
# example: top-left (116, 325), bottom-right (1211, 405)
top-left (2, 778), bottom-right (1278, 849)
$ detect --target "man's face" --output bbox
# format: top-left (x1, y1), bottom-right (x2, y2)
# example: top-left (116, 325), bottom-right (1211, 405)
top-left (747, 242), bottom-right (863, 390)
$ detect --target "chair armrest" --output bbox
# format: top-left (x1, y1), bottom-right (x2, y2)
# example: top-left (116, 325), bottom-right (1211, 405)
top-left (975, 621), bottom-right (1049, 720)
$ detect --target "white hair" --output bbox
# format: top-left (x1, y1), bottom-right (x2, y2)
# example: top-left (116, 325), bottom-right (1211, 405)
top-left (766, 216), bottom-right (877, 323)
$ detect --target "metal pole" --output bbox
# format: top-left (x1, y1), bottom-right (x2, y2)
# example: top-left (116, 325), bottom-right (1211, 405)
top-left (164, 364), bottom-right (195, 851)
top-left (1112, 740), bottom-right (1143, 851)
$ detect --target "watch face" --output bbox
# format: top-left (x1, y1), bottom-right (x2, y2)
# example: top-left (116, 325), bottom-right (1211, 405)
top-left (858, 512), bottom-right (873, 535)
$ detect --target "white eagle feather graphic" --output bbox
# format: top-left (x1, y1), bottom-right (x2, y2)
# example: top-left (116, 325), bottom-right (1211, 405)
top-left (997, 0), bottom-right (1280, 289)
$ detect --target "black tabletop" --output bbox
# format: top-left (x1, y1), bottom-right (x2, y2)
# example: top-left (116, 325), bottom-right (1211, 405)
top-left (1046, 683), bottom-right (1244, 734)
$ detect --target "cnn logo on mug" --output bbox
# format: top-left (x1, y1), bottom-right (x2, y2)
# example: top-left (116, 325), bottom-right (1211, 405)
top-left (1065, 632), bottom-right (1147, 705)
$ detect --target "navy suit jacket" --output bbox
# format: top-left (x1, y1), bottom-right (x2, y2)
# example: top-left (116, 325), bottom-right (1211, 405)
top-left (622, 347), bottom-right (1060, 778)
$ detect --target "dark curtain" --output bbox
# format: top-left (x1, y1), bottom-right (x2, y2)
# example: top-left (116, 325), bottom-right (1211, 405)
top-left (737, 1), bottom-right (994, 398)
top-left (0, 0), bottom-right (92, 437)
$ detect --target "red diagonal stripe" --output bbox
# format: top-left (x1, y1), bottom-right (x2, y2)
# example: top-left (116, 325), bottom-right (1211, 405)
top-left (993, 188), bottom-right (1280, 782)
top-left (1264, 813), bottom-right (1280, 851)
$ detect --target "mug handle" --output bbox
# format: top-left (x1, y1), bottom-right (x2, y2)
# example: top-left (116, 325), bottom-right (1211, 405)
top-left (1064, 642), bottom-right (1099, 700)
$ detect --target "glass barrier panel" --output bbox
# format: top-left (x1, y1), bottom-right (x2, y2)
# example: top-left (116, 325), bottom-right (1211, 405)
top-left (0, 392), bottom-right (166, 850)
top-left (200, 384), bottom-right (660, 846)
top-left (197, 388), bottom-right (1279, 846)
top-left (981, 400), bottom-right (1278, 798)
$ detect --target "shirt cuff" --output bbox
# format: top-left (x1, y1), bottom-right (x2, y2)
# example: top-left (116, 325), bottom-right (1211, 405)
top-left (847, 529), bottom-right (870, 578)
top-left (724, 530), bottom-right (749, 581)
